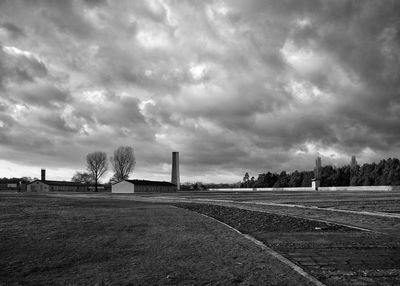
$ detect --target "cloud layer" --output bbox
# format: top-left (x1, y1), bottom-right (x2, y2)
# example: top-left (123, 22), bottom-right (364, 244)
top-left (0, 0), bottom-right (399, 182)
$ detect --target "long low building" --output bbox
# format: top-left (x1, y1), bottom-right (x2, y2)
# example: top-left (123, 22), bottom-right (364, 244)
top-left (0, 179), bottom-right (27, 192)
top-left (112, 179), bottom-right (177, 193)
top-left (27, 180), bottom-right (89, 192)
top-left (27, 180), bottom-right (111, 192)
top-left (26, 169), bottom-right (111, 192)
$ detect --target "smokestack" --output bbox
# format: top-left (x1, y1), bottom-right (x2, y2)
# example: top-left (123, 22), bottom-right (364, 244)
top-left (171, 152), bottom-right (180, 190)
top-left (312, 157), bottom-right (321, 190)
top-left (41, 169), bottom-right (46, 181)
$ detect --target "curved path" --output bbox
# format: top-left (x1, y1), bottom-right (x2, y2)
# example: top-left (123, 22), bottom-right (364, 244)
top-left (197, 211), bottom-right (326, 286)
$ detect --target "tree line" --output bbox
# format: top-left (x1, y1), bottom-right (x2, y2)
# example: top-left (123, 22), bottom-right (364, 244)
top-left (71, 146), bottom-right (136, 192)
top-left (241, 157), bottom-right (400, 188)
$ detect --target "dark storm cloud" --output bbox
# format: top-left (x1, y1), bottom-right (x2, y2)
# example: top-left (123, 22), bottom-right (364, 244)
top-left (0, 0), bottom-right (399, 182)
top-left (15, 84), bottom-right (71, 108)
top-left (83, 0), bottom-right (107, 7)
top-left (0, 22), bottom-right (25, 39)
top-left (281, 1), bottom-right (400, 156)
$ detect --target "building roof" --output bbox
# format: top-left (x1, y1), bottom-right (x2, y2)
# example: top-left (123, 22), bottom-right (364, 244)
top-left (124, 179), bottom-right (176, 186)
top-left (0, 179), bottom-right (23, 184)
top-left (28, 180), bottom-right (88, 187)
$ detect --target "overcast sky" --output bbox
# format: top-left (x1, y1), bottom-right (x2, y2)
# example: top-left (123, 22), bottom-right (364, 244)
top-left (1, 0), bottom-right (399, 183)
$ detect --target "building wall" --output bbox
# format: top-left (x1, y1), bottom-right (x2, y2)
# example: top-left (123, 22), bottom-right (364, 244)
top-left (27, 181), bottom-right (50, 192)
top-left (111, 181), bottom-right (177, 193)
top-left (88, 186), bottom-right (105, 192)
top-left (50, 185), bottom-right (87, 192)
top-left (0, 182), bottom-right (26, 191)
top-left (0, 182), bottom-right (17, 190)
top-left (134, 185), bottom-right (176, 193)
top-left (112, 181), bottom-right (135, 193)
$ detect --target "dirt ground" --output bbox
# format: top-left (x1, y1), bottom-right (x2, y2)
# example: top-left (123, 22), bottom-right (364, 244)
top-left (100, 190), bottom-right (400, 235)
top-left (10, 190), bottom-right (400, 285)
top-left (0, 193), bottom-right (315, 285)
top-left (75, 189), bottom-right (400, 285)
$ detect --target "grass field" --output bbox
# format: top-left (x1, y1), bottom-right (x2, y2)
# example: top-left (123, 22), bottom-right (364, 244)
top-left (56, 189), bottom-right (400, 285)
top-left (113, 190), bottom-right (400, 235)
top-left (132, 190), bottom-right (400, 214)
top-left (0, 193), bottom-right (314, 285)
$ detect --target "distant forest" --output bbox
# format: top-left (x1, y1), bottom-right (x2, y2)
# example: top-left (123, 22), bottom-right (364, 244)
top-left (240, 157), bottom-right (400, 188)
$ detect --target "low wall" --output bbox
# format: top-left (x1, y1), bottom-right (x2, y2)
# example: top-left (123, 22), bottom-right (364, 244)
top-left (318, 186), bottom-right (399, 191)
top-left (207, 188), bottom-right (255, 192)
top-left (208, 186), bottom-right (400, 192)
top-left (208, 187), bottom-right (312, 192)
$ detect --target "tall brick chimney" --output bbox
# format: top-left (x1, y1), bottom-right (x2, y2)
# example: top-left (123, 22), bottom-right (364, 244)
top-left (171, 152), bottom-right (180, 190)
top-left (41, 169), bottom-right (46, 181)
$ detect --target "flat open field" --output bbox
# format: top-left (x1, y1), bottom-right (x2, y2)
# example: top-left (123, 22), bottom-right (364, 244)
top-left (101, 189), bottom-right (400, 285)
top-left (0, 193), bottom-right (314, 285)
top-left (2, 190), bottom-right (400, 285)
top-left (118, 190), bottom-right (400, 234)
top-left (135, 190), bottom-right (400, 213)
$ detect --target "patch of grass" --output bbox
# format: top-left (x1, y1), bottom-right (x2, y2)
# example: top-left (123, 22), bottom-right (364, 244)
top-left (0, 194), bottom-right (314, 285)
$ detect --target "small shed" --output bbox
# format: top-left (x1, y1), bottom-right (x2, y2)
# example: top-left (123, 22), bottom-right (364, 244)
top-left (112, 179), bottom-right (177, 193)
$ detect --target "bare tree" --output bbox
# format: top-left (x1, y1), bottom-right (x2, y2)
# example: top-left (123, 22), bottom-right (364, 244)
top-left (110, 146), bottom-right (136, 182)
top-left (86, 151), bottom-right (108, 192)
top-left (71, 171), bottom-right (93, 185)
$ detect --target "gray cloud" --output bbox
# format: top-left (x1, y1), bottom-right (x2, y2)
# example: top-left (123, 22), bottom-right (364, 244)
top-left (0, 0), bottom-right (399, 182)
top-left (14, 84), bottom-right (70, 108)
top-left (0, 22), bottom-right (25, 39)
top-left (0, 46), bottom-right (48, 87)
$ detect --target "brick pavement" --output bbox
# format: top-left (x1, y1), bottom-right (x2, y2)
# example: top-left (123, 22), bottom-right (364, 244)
top-left (255, 231), bottom-right (400, 285)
